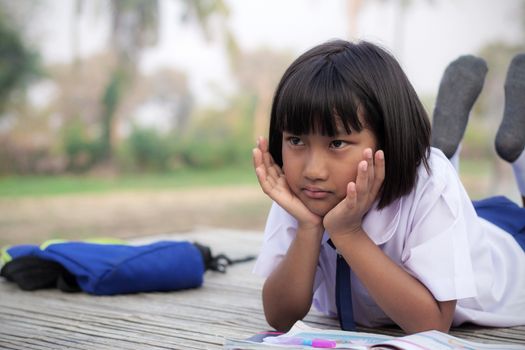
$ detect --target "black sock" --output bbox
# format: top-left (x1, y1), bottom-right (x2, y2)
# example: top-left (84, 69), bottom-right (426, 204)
top-left (495, 54), bottom-right (525, 163)
top-left (431, 55), bottom-right (488, 158)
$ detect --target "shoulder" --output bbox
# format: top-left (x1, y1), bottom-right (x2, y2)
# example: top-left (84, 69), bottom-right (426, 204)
top-left (391, 147), bottom-right (478, 247)
top-left (363, 149), bottom-right (463, 245)
top-left (413, 148), bottom-right (467, 212)
top-left (418, 148), bottom-right (460, 192)
top-left (400, 148), bottom-right (478, 244)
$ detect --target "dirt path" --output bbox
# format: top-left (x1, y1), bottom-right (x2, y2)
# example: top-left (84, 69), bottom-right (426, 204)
top-left (0, 185), bottom-right (271, 246)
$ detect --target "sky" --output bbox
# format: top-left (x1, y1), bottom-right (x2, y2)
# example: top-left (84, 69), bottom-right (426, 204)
top-left (30, 0), bottom-right (524, 105)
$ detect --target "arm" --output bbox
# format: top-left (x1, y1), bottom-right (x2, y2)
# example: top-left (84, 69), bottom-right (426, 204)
top-left (262, 224), bottom-right (323, 331)
top-left (253, 138), bottom-right (323, 331)
top-left (324, 149), bottom-right (455, 333)
top-left (333, 230), bottom-right (456, 333)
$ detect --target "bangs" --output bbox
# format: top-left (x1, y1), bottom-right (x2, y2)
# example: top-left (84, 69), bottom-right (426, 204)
top-left (269, 40), bottom-right (431, 210)
top-left (274, 59), bottom-right (364, 136)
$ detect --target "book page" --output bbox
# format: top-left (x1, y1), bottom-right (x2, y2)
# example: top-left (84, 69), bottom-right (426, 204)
top-left (374, 330), bottom-right (525, 350)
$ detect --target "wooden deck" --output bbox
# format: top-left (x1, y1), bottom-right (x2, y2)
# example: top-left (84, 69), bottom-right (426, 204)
top-left (0, 229), bottom-right (524, 349)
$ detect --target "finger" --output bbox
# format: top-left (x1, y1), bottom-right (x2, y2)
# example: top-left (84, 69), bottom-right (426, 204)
top-left (254, 148), bottom-right (276, 185)
top-left (364, 148), bottom-right (374, 185)
top-left (252, 148), bottom-right (263, 169)
top-left (258, 138), bottom-right (273, 170)
top-left (355, 160), bottom-right (369, 198)
top-left (259, 137), bottom-right (284, 177)
top-left (257, 137), bottom-right (271, 169)
top-left (258, 136), bottom-right (269, 153)
top-left (370, 150), bottom-right (385, 197)
top-left (254, 163), bottom-right (266, 185)
top-left (253, 146), bottom-right (278, 179)
top-left (346, 181), bottom-right (357, 209)
top-left (255, 165), bottom-right (276, 195)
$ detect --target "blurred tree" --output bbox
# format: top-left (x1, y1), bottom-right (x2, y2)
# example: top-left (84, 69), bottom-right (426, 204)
top-left (179, 94), bottom-right (254, 168)
top-left (97, 0), bottom-right (159, 165)
top-left (233, 48), bottom-right (293, 140)
top-left (127, 125), bottom-right (172, 171)
top-left (49, 52), bottom-right (191, 173)
top-left (0, 2), bottom-right (48, 175)
top-left (0, 6), bottom-right (41, 115)
top-left (98, 0), bottom-right (234, 168)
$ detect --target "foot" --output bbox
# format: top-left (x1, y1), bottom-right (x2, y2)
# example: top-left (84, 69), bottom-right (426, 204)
top-left (431, 55), bottom-right (488, 158)
top-left (495, 54), bottom-right (525, 163)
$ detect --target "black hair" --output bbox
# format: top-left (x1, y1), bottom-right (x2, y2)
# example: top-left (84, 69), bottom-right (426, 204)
top-left (268, 40), bottom-right (431, 209)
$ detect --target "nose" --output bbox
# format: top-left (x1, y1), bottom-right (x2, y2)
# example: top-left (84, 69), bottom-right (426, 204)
top-left (303, 149), bottom-right (329, 181)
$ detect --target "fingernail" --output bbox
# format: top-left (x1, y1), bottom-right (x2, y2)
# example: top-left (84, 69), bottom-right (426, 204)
top-left (361, 161), bottom-right (368, 171)
top-left (377, 150), bottom-right (384, 160)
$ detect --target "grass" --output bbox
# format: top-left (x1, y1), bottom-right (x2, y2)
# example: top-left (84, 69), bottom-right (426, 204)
top-left (0, 166), bottom-right (258, 198)
top-left (0, 156), bottom-right (509, 199)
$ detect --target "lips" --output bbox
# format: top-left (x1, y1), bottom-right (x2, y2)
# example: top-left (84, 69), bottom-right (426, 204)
top-left (302, 186), bottom-right (331, 199)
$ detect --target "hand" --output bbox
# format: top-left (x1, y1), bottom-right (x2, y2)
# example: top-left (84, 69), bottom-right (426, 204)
top-left (323, 148), bottom-right (385, 241)
top-left (253, 137), bottom-right (322, 229)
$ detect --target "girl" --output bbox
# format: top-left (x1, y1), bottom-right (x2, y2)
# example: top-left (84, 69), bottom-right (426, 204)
top-left (252, 40), bottom-right (525, 334)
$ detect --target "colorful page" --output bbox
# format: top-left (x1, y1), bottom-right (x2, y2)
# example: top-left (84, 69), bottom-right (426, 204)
top-left (374, 330), bottom-right (525, 350)
top-left (276, 321), bottom-right (393, 349)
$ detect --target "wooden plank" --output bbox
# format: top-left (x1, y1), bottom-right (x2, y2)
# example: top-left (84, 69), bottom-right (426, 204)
top-left (0, 229), bottom-right (524, 349)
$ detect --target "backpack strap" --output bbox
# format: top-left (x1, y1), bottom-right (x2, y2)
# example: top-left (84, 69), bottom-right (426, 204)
top-left (193, 242), bottom-right (256, 273)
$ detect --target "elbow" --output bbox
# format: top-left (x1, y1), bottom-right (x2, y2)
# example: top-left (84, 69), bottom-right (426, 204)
top-left (402, 299), bottom-right (456, 334)
top-left (404, 320), bottom-right (452, 334)
top-left (402, 310), bottom-right (454, 334)
top-left (265, 314), bottom-right (297, 332)
top-left (261, 277), bottom-right (314, 332)
top-left (262, 289), bottom-right (310, 332)
top-left (263, 298), bottom-right (308, 332)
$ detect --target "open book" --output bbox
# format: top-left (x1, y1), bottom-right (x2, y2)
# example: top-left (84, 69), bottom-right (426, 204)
top-left (224, 321), bottom-right (525, 349)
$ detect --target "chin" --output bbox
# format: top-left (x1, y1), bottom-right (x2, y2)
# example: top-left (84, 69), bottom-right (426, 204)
top-left (305, 202), bottom-right (334, 217)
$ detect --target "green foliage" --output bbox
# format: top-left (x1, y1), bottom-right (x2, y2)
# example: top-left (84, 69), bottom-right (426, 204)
top-left (62, 118), bottom-right (103, 172)
top-left (178, 94), bottom-right (255, 168)
top-left (116, 94), bottom-right (257, 172)
top-left (126, 126), bottom-right (174, 172)
top-left (0, 12), bottom-right (41, 113)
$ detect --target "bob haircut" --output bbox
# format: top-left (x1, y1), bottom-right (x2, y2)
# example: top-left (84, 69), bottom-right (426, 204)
top-left (268, 40), bottom-right (431, 209)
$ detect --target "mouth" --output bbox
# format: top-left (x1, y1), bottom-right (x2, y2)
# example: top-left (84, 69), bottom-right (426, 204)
top-left (301, 186), bottom-right (332, 199)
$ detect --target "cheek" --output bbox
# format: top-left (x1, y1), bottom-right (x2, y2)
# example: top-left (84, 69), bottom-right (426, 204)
top-left (282, 159), bottom-right (297, 182)
top-left (282, 151), bottom-right (301, 184)
top-left (334, 161), bottom-right (359, 190)
top-left (281, 148), bottom-right (294, 173)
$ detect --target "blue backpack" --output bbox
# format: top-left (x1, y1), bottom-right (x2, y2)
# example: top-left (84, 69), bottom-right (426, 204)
top-left (0, 240), bottom-right (254, 295)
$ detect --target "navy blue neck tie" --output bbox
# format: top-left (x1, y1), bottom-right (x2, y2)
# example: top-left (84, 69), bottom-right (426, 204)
top-left (328, 239), bottom-right (356, 330)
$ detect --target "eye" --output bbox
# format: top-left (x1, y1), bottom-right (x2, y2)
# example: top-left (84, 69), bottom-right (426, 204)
top-left (329, 140), bottom-right (348, 149)
top-left (287, 136), bottom-right (304, 146)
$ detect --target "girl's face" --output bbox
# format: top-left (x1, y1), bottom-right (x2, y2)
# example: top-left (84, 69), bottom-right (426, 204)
top-left (282, 119), bottom-right (378, 217)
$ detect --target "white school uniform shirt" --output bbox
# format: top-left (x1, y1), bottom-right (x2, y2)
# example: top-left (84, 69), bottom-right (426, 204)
top-left (253, 148), bottom-right (525, 327)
